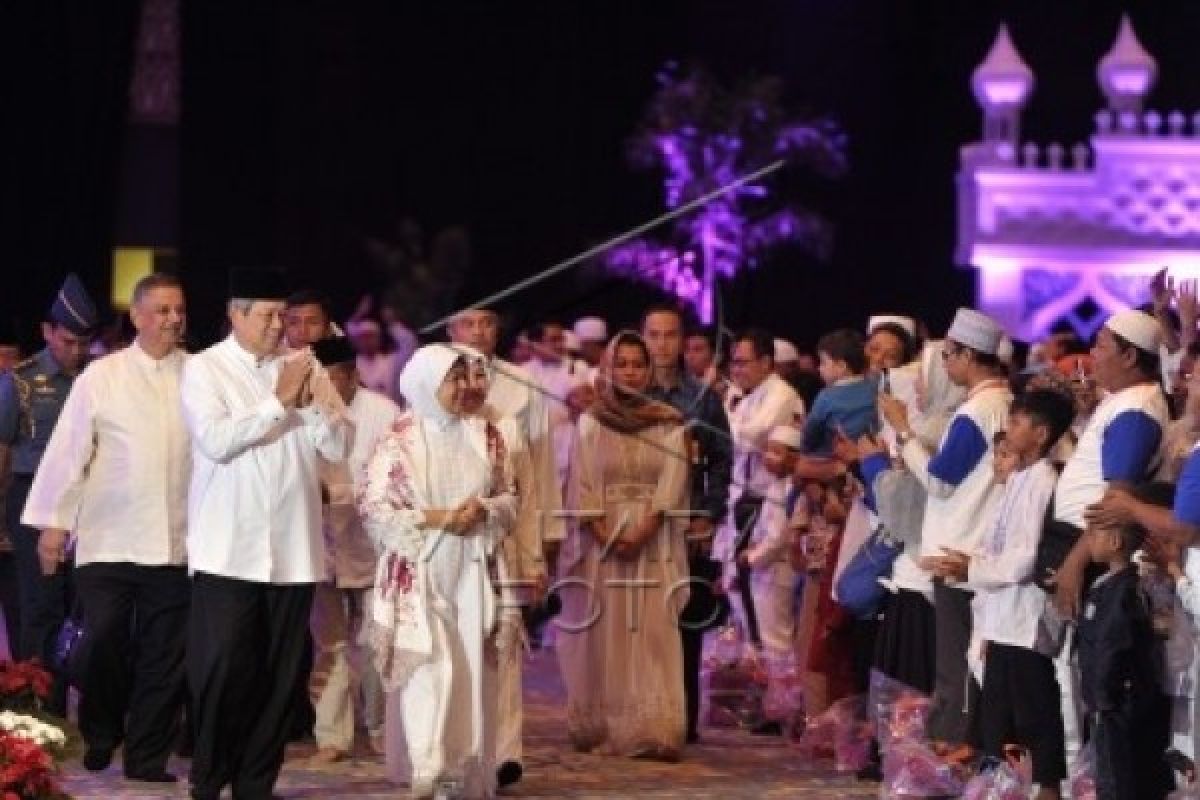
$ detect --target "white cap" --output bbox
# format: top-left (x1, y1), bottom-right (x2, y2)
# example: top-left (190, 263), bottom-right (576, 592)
top-left (563, 330), bottom-right (582, 353)
top-left (767, 424), bottom-right (803, 450)
top-left (346, 319), bottom-right (381, 336)
top-left (947, 308), bottom-right (1004, 355)
top-left (867, 314), bottom-right (917, 338)
top-left (774, 338), bottom-right (800, 363)
top-left (996, 335), bottom-right (1014, 365)
top-left (573, 316), bottom-right (608, 343)
top-left (1104, 308), bottom-right (1161, 353)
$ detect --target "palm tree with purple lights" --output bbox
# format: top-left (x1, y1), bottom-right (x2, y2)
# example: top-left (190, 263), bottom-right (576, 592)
top-left (604, 63), bottom-right (846, 324)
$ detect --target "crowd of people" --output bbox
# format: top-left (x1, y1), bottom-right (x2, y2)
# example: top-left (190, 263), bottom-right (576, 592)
top-left (3, 265), bottom-right (1200, 799)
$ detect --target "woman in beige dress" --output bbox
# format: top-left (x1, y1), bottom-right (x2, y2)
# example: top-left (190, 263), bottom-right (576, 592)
top-left (555, 330), bottom-right (690, 761)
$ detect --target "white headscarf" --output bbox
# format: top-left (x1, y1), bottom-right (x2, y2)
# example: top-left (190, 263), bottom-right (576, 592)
top-left (396, 343), bottom-right (464, 423)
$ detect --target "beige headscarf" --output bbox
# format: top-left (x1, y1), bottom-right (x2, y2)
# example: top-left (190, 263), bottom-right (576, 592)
top-left (589, 330), bottom-right (682, 433)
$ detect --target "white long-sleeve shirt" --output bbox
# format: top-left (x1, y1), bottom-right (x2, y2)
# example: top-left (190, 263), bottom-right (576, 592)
top-left (182, 335), bottom-right (349, 583)
top-left (726, 373), bottom-right (800, 501)
top-left (486, 357), bottom-right (564, 542)
top-left (524, 356), bottom-right (587, 492)
top-left (906, 380), bottom-right (1011, 562)
top-left (321, 387), bottom-right (400, 588)
top-left (969, 459), bottom-right (1062, 653)
top-left (21, 342), bottom-right (190, 567)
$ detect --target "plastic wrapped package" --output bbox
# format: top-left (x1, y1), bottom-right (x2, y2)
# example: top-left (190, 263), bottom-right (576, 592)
top-left (868, 670), bottom-right (931, 755)
top-left (881, 738), bottom-right (969, 798)
top-left (761, 651), bottom-right (806, 737)
top-left (961, 762), bottom-right (1030, 800)
top-left (1067, 742), bottom-right (1096, 800)
top-left (700, 626), bottom-right (767, 729)
top-left (796, 694), bottom-right (870, 770)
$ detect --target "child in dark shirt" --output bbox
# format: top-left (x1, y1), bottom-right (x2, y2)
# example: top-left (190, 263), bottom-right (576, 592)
top-left (1077, 482), bottom-right (1174, 799)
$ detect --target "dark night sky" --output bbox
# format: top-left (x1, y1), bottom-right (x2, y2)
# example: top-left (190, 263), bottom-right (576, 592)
top-left (7, 1), bottom-right (1200, 350)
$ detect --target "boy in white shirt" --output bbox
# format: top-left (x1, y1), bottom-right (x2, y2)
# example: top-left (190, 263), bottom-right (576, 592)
top-left (939, 389), bottom-right (1075, 799)
top-left (737, 425), bottom-right (803, 659)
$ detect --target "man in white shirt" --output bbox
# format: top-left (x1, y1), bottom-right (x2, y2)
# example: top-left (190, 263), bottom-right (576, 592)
top-left (284, 290), bottom-right (340, 349)
top-left (880, 308), bottom-right (1013, 750)
top-left (306, 337), bottom-right (399, 764)
top-left (714, 328), bottom-right (800, 649)
top-left (181, 268), bottom-right (349, 800)
top-left (1052, 310), bottom-right (1170, 616)
top-left (23, 272), bottom-right (190, 782)
top-left (573, 316), bottom-right (608, 388)
top-left (447, 308), bottom-right (563, 789)
top-left (524, 321), bottom-right (589, 492)
top-left (347, 318), bottom-right (402, 404)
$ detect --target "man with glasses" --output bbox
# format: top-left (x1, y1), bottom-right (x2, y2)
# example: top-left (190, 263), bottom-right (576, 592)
top-left (181, 268), bottom-right (349, 800)
top-left (715, 328), bottom-right (799, 654)
top-left (878, 308), bottom-right (1013, 756)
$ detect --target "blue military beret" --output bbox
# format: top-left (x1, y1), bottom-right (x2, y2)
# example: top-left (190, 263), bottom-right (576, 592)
top-left (48, 273), bottom-right (99, 335)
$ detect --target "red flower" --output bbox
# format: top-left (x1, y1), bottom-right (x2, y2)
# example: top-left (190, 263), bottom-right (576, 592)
top-left (0, 730), bottom-right (66, 799)
top-left (389, 555), bottom-right (414, 593)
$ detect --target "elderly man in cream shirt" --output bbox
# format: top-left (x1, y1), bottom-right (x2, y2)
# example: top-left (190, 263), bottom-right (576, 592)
top-left (181, 268), bottom-right (349, 800)
top-left (24, 272), bottom-right (191, 783)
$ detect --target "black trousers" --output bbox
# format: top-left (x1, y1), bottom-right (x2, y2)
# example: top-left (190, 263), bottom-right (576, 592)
top-left (7, 475), bottom-right (71, 714)
top-left (0, 551), bottom-right (21, 660)
top-left (872, 589), bottom-right (936, 694)
top-left (851, 617), bottom-right (880, 694)
top-left (679, 550), bottom-right (725, 739)
top-left (188, 572), bottom-right (314, 800)
top-left (926, 580), bottom-right (980, 746)
top-left (979, 642), bottom-right (1065, 787)
top-left (1090, 693), bottom-right (1173, 800)
top-left (74, 562), bottom-right (189, 774)
top-left (732, 495), bottom-right (763, 648)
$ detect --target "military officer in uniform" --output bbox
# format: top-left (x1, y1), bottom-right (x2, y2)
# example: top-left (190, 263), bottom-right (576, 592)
top-left (0, 273), bottom-right (97, 712)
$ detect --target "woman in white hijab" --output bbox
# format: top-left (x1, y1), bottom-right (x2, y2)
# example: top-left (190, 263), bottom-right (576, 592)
top-left (361, 343), bottom-right (517, 799)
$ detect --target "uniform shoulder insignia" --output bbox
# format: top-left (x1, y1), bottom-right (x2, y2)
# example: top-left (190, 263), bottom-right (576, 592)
top-left (12, 356), bottom-right (37, 373)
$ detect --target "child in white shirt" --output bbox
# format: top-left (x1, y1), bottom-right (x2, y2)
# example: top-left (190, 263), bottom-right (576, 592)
top-left (947, 389), bottom-right (1075, 800)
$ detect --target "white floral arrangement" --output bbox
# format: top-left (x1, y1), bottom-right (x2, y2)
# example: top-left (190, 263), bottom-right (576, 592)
top-left (0, 711), bottom-right (67, 748)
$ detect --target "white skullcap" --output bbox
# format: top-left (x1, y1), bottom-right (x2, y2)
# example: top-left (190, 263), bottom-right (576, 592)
top-left (996, 335), bottom-right (1014, 365)
top-left (867, 314), bottom-right (917, 338)
top-left (767, 424), bottom-right (803, 450)
top-left (563, 330), bottom-right (582, 353)
top-left (947, 308), bottom-right (1004, 355)
top-left (774, 338), bottom-right (800, 363)
top-left (1104, 308), bottom-right (1161, 353)
top-left (346, 319), bottom-right (381, 336)
top-left (573, 316), bottom-right (608, 343)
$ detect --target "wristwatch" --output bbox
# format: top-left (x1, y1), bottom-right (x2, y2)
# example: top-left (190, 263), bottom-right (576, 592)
top-left (895, 429), bottom-right (914, 448)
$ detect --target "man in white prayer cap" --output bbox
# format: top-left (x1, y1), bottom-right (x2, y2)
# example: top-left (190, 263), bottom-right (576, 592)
top-left (1042, 308), bottom-right (1170, 774)
top-left (876, 307), bottom-right (1013, 752)
top-left (1051, 308), bottom-right (1169, 611)
top-left (573, 316), bottom-right (608, 369)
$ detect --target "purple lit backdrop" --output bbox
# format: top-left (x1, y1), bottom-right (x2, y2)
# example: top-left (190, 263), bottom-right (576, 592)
top-left (602, 65), bottom-right (845, 324)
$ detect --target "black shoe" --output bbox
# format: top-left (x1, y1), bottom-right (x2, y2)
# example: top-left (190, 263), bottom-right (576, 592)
top-left (176, 722), bottom-right (195, 758)
top-left (83, 747), bottom-right (114, 772)
top-left (496, 760), bottom-right (523, 788)
top-left (125, 770), bottom-right (178, 783)
top-left (750, 720), bottom-right (783, 736)
top-left (855, 761), bottom-right (883, 782)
